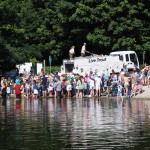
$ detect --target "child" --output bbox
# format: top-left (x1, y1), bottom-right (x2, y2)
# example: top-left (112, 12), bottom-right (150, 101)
top-left (48, 82), bottom-right (54, 97)
top-left (25, 80), bottom-right (30, 98)
top-left (103, 79), bottom-right (108, 94)
top-left (20, 82), bottom-right (25, 99)
top-left (117, 82), bottom-right (123, 101)
top-left (127, 78), bottom-right (132, 98)
top-left (7, 82), bottom-right (11, 99)
top-left (136, 79), bottom-right (142, 94)
top-left (33, 81), bottom-right (39, 99)
top-left (89, 77), bottom-right (95, 97)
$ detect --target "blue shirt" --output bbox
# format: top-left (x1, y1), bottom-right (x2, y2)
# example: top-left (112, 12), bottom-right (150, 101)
top-left (113, 74), bottom-right (118, 82)
top-left (137, 72), bottom-right (141, 77)
top-left (148, 71), bottom-right (150, 76)
top-left (15, 79), bottom-right (20, 85)
top-left (104, 74), bottom-right (110, 79)
top-left (42, 77), bottom-right (47, 85)
top-left (33, 84), bottom-right (38, 90)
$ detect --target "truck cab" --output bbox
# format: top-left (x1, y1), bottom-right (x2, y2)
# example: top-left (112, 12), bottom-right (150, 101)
top-left (110, 51), bottom-right (139, 69)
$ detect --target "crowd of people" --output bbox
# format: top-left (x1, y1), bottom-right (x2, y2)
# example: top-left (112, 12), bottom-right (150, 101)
top-left (0, 65), bottom-right (150, 101)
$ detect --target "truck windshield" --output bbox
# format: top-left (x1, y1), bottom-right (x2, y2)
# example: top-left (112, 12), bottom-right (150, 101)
top-left (130, 53), bottom-right (138, 66)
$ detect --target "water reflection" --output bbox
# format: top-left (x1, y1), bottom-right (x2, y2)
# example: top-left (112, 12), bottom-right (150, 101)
top-left (0, 98), bottom-right (150, 150)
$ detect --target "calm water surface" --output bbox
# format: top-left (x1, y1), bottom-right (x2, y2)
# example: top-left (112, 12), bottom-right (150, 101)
top-left (0, 98), bottom-right (150, 150)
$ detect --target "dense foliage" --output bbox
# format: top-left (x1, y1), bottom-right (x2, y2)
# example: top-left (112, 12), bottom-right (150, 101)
top-left (0, 0), bottom-right (149, 70)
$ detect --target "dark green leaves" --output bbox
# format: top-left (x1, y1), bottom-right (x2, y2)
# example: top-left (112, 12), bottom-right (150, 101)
top-left (0, 0), bottom-right (150, 70)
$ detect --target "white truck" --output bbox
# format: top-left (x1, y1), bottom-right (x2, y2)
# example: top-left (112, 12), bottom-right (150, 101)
top-left (16, 62), bottom-right (43, 74)
top-left (61, 51), bottom-right (139, 74)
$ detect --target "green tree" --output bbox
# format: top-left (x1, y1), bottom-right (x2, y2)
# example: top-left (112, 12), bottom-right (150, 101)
top-left (0, 0), bottom-right (150, 70)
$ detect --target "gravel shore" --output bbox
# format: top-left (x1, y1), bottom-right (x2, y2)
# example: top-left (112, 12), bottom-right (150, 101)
top-left (134, 86), bottom-right (150, 100)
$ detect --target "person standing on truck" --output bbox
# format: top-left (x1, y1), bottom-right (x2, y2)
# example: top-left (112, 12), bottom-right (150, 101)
top-left (81, 43), bottom-right (86, 57)
top-left (69, 46), bottom-right (75, 60)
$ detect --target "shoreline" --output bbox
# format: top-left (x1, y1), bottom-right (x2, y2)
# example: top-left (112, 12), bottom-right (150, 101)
top-left (0, 95), bottom-right (149, 100)
top-left (0, 86), bottom-right (149, 100)
top-left (133, 86), bottom-right (150, 100)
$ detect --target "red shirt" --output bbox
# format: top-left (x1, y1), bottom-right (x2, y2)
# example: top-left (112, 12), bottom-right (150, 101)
top-left (14, 84), bottom-right (21, 94)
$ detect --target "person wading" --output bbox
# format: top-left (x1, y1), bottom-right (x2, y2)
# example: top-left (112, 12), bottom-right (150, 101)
top-left (1, 82), bottom-right (7, 101)
top-left (14, 82), bottom-right (21, 100)
top-left (54, 78), bottom-right (62, 100)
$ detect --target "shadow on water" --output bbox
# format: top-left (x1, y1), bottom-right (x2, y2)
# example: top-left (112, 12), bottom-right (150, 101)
top-left (0, 97), bottom-right (150, 150)
top-left (2, 99), bottom-right (7, 107)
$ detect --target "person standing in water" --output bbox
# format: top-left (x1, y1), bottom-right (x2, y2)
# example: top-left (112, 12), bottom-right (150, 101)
top-left (14, 81), bottom-right (21, 100)
top-left (54, 77), bottom-right (62, 100)
top-left (117, 81), bottom-right (123, 102)
top-left (1, 82), bottom-right (7, 101)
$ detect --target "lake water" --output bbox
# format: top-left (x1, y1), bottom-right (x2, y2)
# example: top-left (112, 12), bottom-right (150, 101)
top-left (0, 98), bottom-right (150, 150)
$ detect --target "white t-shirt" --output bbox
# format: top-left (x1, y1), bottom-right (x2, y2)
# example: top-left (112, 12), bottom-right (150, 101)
top-left (72, 68), bottom-right (76, 74)
top-left (89, 79), bottom-right (95, 89)
top-left (7, 87), bottom-right (11, 94)
top-left (69, 48), bottom-right (74, 54)
top-left (80, 72), bottom-right (85, 77)
top-left (120, 71), bottom-right (125, 76)
top-left (81, 45), bottom-right (86, 54)
top-left (25, 83), bottom-right (30, 89)
top-left (95, 77), bottom-right (102, 86)
top-left (118, 85), bottom-right (123, 93)
top-left (74, 69), bottom-right (79, 74)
